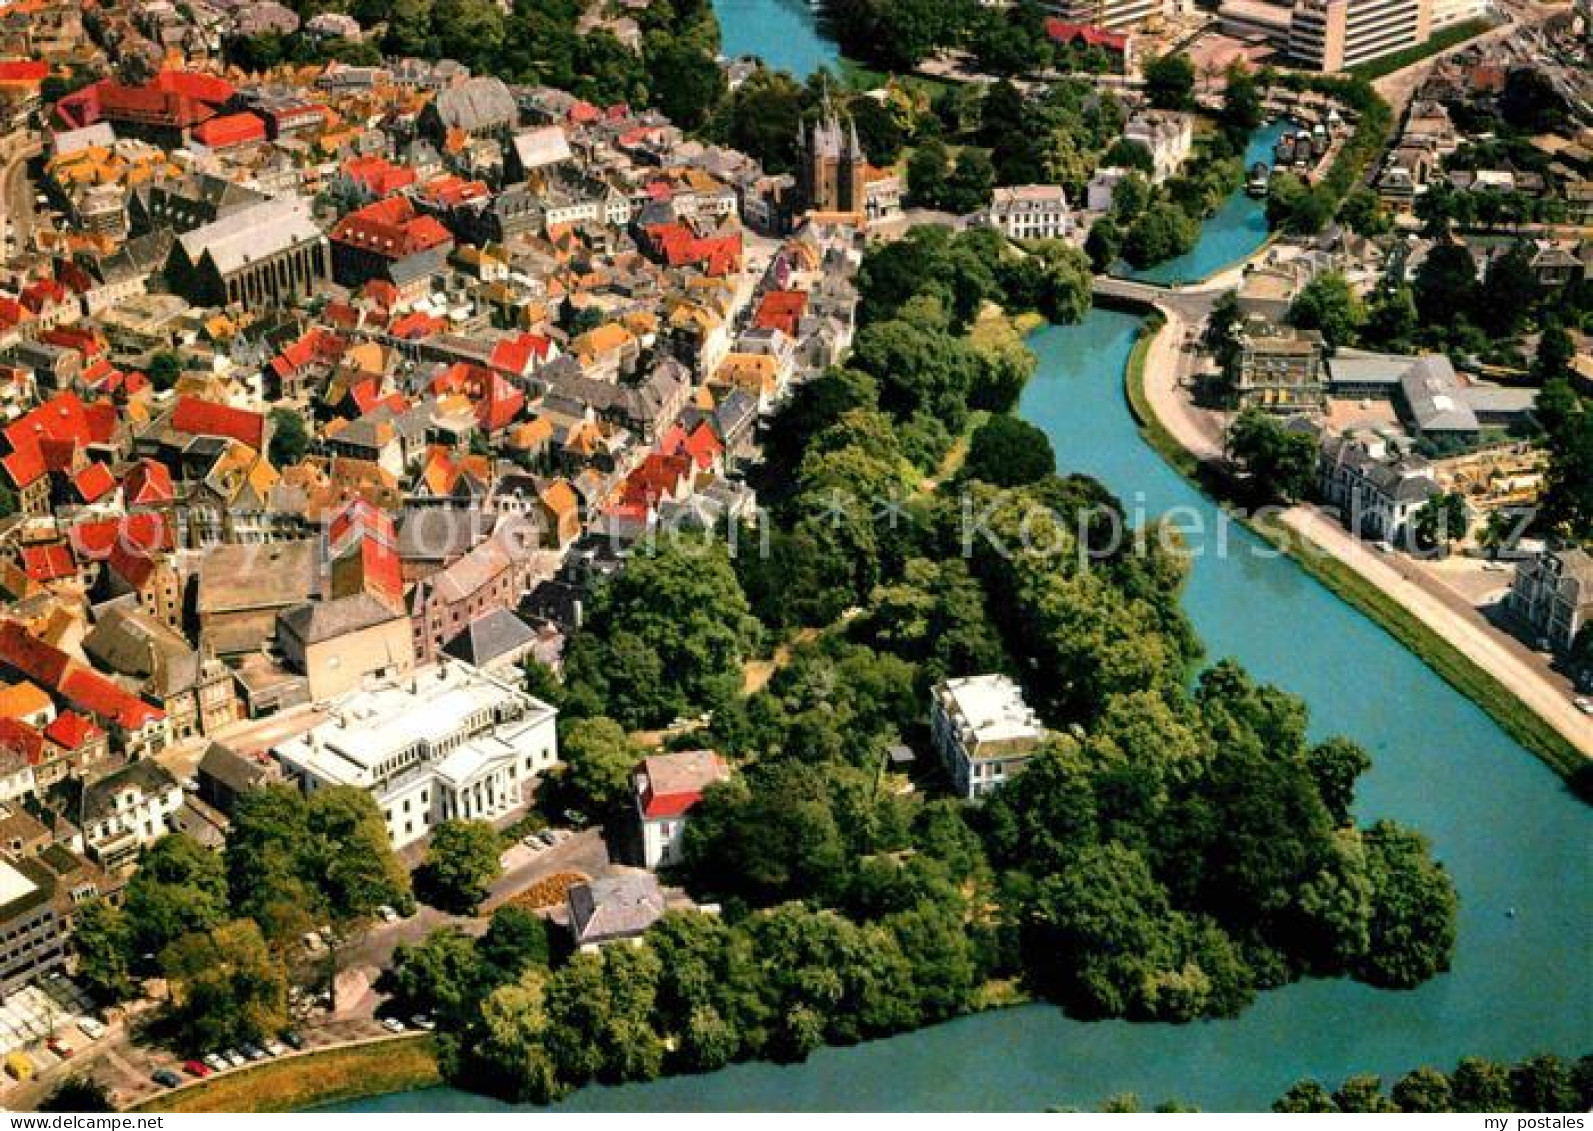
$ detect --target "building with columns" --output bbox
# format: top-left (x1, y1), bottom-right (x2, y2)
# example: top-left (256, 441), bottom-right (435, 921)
top-left (271, 660), bottom-right (558, 849)
top-left (164, 196), bottom-right (330, 308)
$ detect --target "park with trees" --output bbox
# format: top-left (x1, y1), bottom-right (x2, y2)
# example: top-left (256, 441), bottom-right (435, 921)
top-left (385, 226), bottom-right (1464, 1104)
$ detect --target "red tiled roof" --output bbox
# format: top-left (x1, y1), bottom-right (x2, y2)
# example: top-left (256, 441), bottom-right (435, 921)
top-left (643, 223), bottom-right (741, 276)
top-left (45, 710), bottom-right (102, 751)
top-left (1043, 18), bottom-right (1129, 51)
top-left (60, 666), bottom-right (164, 731)
top-left (431, 362), bottom-right (524, 433)
top-left (327, 496), bottom-right (396, 551)
top-left (331, 195), bottom-right (454, 260)
top-left (415, 174), bottom-right (489, 208)
top-left (70, 512), bottom-right (172, 562)
top-left (123, 458), bottom-right (176, 505)
top-left (71, 460), bottom-right (115, 503)
top-left (753, 289), bottom-right (807, 337)
top-left (20, 543), bottom-right (74, 582)
top-left (342, 154), bottom-right (417, 198)
top-left (191, 110), bottom-right (266, 149)
top-left (488, 332), bottom-right (552, 376)
top-left (1, 392), bottom-right (113, 490)
top-left (270, 327), bottom-right (346, 381)
top-left (389, 310), bottom-right (445, 341)
top-left (172, 395), bottom-right (266, 448)
top-left (0, 716), bottom-right (45, 766)
top-left (0, 60), bottom-right (49, 85)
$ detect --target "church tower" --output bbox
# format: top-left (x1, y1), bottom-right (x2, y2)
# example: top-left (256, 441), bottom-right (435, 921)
top-left (796, 86), bottom-right (868, 215)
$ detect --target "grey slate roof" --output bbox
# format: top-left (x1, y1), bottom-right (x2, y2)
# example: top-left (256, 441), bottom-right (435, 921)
top-left (431, 77), bottom-right (517, 133)
top-left (279, 592), bottom-right (402, 646)
top-left (82, 761), bottom-right (179, 825)
top-left (442, 607), bottom-right (538, 667)
top-left (567, 871), bottom-right (666, 947)
top-left (176, 196), bottom-right (324, 276)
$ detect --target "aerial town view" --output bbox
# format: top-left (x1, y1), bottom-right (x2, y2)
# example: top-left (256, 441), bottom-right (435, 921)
top-left (0, 0), bottom-right (1584, 1116)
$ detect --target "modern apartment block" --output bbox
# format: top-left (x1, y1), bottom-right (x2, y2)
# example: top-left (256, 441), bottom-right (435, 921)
top-left (1043, 0), bottom-right (1171, 32)
top-left (1220, 0), bottom-right (1443, 71)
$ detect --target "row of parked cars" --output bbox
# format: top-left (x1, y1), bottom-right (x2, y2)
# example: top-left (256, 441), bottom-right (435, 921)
top-left (149, 1031), bottom-right (307, 1089)
top-left (521, 828), bottom-right (573, 852)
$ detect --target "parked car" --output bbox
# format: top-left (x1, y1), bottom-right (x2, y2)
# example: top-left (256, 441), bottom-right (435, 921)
top-left (203, 1053), bottom-right (228, 1073)
top-left (152, 1069), bottom-right (181, 1088)
top-left (241, 1044), bottom-right (266, 1061)
top-left (45, 1036), bottom-right (73, 1059)
top-left (380, 1017), bottom-right (406, 1033)
top-left (224, 1049), bottom-right (246, 1068)
top-left (4, 1052), bottom-right (31, 1081)
top-left (1574, 696), bottom-right (1593, 716)
top-left (281, 1030), bottom-right (305, 1051)
top-left (265, 1039), bottom-right (288, 1057)
top-left (182, 1060), bottom-right (211, 1078)
top-left (377, 904), bottom-right (399, 923)
top-left (76, 1017), bottom-right (107, 1041)
top-left (302, 930), bottom-right (323, 951)
top-left (410, 1015), bottom-right (436, 1031)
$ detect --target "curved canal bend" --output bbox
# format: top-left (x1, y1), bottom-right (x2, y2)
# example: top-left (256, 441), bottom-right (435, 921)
top-left (332, 70), bottom-right (1592, 1115)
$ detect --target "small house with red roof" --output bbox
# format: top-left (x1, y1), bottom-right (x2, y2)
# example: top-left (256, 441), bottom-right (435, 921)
top-left (430, 361), bottom-right (525, 434)
top-left (0, 621), bottom-right (169, 759)
top-left (190, 111), bottom-right (267, 151)
top-left (633, 749), bottom-right (730, 867)
top-left (338, 154), bottom-right (419, 203)
top-left (1043, 19), bottom-right (1133, 69)
top-left (0, 392), bottom-right (123, 516)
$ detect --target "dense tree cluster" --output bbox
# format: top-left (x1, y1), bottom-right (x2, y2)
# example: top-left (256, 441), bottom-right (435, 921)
top-left (72, 786), bottom-right (410, 1052)
top-left (1224, 408), bottom-right (1319, 503)
top-left (563, 537), bottom-right (763, 728)
top-left (1274, 1052), bottom-right (1592, 1113)
top-left (403, 228), bottom-right (1456, 1100)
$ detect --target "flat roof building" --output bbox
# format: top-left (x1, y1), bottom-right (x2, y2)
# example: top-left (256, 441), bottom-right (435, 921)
top-left (272, 660), bottom-right (557, 849)
top-left (931, 675), bottom-right (1046, 800)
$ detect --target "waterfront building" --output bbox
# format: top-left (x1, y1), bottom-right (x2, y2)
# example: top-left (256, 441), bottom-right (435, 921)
top-left (1507, 548), bottom-right (1593, 656)
top-left (1232, 320), bottom-right (1327, 415)
top-left (930, 675), bottom-right (1046, 800)
top-left (1123, 112), bottom-right (1193, 183)
top-left (567, 871), bottom-right (667, 951)
top-left (982, 185), bottom-right (1076, 241)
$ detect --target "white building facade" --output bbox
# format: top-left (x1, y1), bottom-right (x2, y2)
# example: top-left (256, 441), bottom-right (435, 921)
top-left (273, 661), bottom-right (558, 849)
top-left (930, 674), bottom-right (1046, 801)
top-left (983, 185), bottom-right (1075, 241)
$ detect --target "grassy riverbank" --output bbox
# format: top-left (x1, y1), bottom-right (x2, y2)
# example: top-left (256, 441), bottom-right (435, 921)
top-left (1120, 309), bottom-right (1584, 781)
top-left (131, 1036), bottom-right (441, 1113)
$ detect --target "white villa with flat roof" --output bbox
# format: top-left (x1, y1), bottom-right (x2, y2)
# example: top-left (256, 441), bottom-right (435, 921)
top-left (931, 674), bottom-right (1046, 800)
top-left (272, 660), bottom-right (557, 848)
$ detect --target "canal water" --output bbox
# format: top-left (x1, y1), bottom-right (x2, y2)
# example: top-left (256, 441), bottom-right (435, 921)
top-left (712, 0), bottom-right (838, 78)
top-left (330, 103), bottom-right (1591, 1117)
top-left (1121, 120), bottom-right (1288, 286)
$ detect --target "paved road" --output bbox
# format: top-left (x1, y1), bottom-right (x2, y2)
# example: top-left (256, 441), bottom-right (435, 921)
top-left (0, 137), bottom-right (40, 253)
top-left (1131, 301), bottom-right (1593, 762)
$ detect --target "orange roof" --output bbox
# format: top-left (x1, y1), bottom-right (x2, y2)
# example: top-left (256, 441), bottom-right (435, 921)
top-left (0, 681), bottom-right (52, 721)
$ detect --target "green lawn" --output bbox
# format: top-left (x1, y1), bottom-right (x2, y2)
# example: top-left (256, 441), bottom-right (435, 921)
top-left (132, 1037), bottom-right (441, 1114)
top-left (1347, 19), bottom-right (1496, 81)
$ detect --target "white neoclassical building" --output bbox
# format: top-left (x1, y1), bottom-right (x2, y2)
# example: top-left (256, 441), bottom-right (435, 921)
top-left (273, 660), bottom-right (558, 848)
